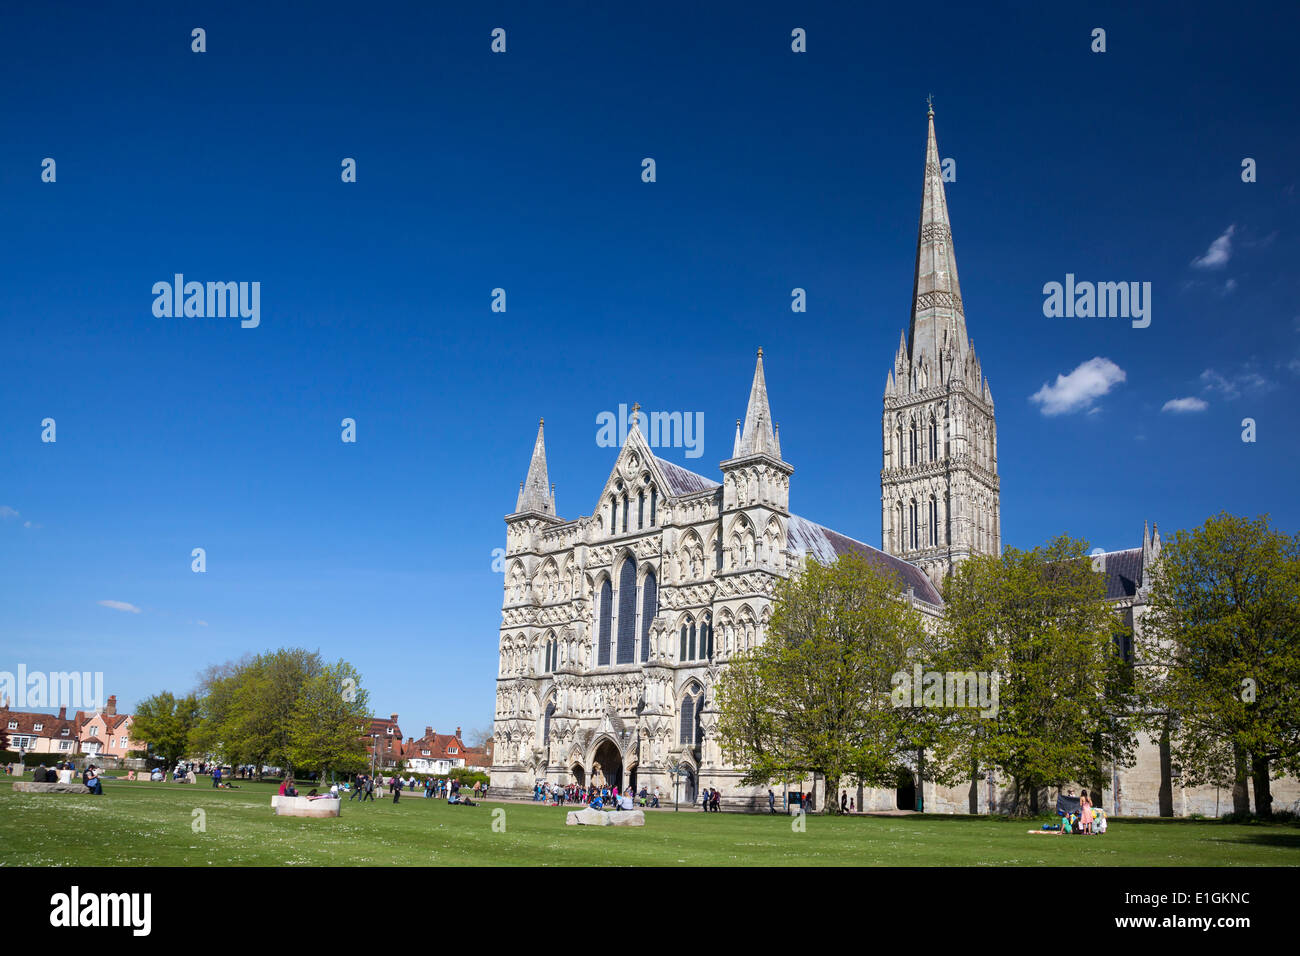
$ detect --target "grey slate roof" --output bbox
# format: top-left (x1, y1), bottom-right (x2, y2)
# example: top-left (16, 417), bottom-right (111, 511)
top-left (1097, 548), bottom-right (1144, 600)
top-left (652, 455), bottom-right (721, 496)
top-left (787, 514), bottom-right (944, 605)
top-left (647, 458), bottom-right (943, 606)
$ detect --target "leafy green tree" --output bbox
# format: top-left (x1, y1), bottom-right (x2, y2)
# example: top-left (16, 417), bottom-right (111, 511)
top-left (131, 692), bottom-right (201, 768)
top-left (286, 661), bottom-right (370, 781)
top-left (929, 536), bottom-right (1135, 815)
top-left (222, 648), bottom-right (324, 776)
top-left (1140, 513), bottom-right (1300, 815)
top-left (713, 552), bottom-right (931, 813)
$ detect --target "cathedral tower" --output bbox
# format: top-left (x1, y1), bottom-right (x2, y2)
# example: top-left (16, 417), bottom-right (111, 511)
top-left (881, 106), bottom-right (1000, 587)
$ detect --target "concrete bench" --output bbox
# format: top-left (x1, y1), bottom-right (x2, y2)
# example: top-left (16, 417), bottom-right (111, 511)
top-left (271, 795), bottom-right (341, 818)
top-left (565, 807), bottom-right (645, 826)
top-left (13, 782), bottom-right (92, 794)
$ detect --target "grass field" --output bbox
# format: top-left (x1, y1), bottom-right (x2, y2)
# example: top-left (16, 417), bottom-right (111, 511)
top-left (2, 777), bottom-right (1297, 866)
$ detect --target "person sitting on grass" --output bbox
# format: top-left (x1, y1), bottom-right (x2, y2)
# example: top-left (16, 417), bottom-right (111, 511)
top-left (589, 792), bottom-right (604, 810)
top-left (82, 765), bottom-right (104, 795)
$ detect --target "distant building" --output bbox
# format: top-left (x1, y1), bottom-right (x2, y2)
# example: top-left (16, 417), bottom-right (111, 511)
top-left (1, 694), bottom-right (143, 758)
top-left (364, 713), bottom-right (404, 769)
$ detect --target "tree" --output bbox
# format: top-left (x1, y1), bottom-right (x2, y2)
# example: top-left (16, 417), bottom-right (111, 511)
top-left (929, 536), bottom-right (1135, 815)
top-left (1140, 513), bottom-right (1300, 815)
top-left (131, 692), bottom-right (201, 768)
top-left (286, 661), bottom-right (371, 782)
top-left (713, 552), bottom-right (931, 813)
top-left (221, 648), bottom-right (324, 777)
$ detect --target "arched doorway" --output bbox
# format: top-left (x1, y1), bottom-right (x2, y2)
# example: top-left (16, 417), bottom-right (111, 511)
top-left (895, 768), bottom-right (916, 811)
top-left (680, 767), bottom-right (697, 805)
top-left (591, 738), bottom-right (623, 791)
top-left (570, 764), bottom-right (585, 787)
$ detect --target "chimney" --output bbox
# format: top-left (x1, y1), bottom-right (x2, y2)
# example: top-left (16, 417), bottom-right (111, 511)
top-left (106, 695), bottom-right (117, 716)
top-left (58, 707), bottom-right (66, 720)
top-left (425, 726), bottom-right (433, 737)
top-left (390, 713), bottom-right (398, 723)
top-left (455, 726), bottom-right (462, 739)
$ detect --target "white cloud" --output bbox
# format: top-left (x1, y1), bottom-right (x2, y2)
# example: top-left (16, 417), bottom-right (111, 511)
top-left (1200, 364), bottom-right (1273, 399)
top-left (1162, 397), bottom-right (1209, 413)
top-left (1030, 357), bottom-right (1127, 416)
top-left (0, 506), bottom-right (20, 520)
top-left (1191, 224), bottom-right (1235, 270)
top-left (98, 600), bottom-right (142, 614)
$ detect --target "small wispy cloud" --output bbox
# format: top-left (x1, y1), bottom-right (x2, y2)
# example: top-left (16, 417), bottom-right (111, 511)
top-left (1191, 224), bottom-right (1235, 270)
top-left (1162, 397), bottom-right (1209, 413)
top-left (1030, 357), bottom-right (1127, 416)
top-left (0, 506), bottom-right (20, 520)
top-left (1200, 364), bottom-right (1273, 400)
top-left (98, 600), bottom-right (142, 614)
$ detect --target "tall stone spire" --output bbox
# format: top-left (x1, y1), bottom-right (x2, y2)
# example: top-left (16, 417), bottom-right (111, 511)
top-left (514, 418), bottom-right (555, 515)
top-left (881, 104), bottom-right (999, 588)
top-left (907, 104), bottom-right (967, 369)
top-left (735, 347), bottom-right (780, 460)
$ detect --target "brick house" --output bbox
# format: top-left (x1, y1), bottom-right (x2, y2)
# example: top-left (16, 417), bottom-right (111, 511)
top-left (364, 713), bottom-right (404, 769)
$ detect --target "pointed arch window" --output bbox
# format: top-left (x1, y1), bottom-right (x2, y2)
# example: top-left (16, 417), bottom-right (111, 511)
top-left (909, 423), bottom-right (919, 466)
top-left (543, 699), bottom-right (555, 744)
top-left (680, 615), bottom-right (694, 661)
top-left (928, 495), bottom-right (938, 547)
top-left (649, 486), bottom-right (658, 525)
top-left (909, 500), bottom-right (919, 550)
top-left (640, 568), bottom-right (657, 662)
top-left (929, 415), bottom-right (938, 460)
top-left (597, 579), bottom-right (612, 666)
top-left (638, 492), bottom-right (645, 529)
top-left (701, 613), bottom-right (714, 660)
top-left (622, 496), bottom-right (629, 534)
top-left (680, 687), bottom-right (704, 745)
top-left (616, 558), bottom-right (636, 664)
top-left (609, 498), bottom-right (616, 536)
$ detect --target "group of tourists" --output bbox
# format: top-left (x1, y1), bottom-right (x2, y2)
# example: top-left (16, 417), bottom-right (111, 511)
top-left (340, 773), bottom-right (486, 804)
top-left (532, 781), bottom-right (664, 809)
top-left (699, 787), bottom-right (722, 812)
top-left (30, 761), bottom-right (103, 795)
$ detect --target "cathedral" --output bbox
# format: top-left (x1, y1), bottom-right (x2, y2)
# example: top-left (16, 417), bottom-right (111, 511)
top-left (488, 108), bottom-right (1298, 816)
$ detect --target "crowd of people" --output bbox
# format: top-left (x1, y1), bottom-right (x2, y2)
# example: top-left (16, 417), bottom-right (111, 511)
top-left (532, 780), bottom-right (667, 809)
top-left (338, 773), bottom-right (487, 805)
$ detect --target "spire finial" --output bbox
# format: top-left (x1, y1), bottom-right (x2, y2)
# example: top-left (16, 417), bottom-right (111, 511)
top-left (757, 346), bottom-right (763, 358)
top-left (631, 401), bottom-right (640, 414)
top-left (539, 417), bottom-right (544, 426)
top-left (926, 93), bottom-right (934, 116)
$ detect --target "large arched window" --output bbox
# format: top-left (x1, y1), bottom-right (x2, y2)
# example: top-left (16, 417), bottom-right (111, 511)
top-left (597, 579), bottom-right (612, 666)
top-left (640, 569), bottom-right (657, 662)
top-left (543, 698), bottom-right (555, 744)
top-left (679, 615), bottom-right (694, 661)
top-left (616, 558), bottom-right (637, 664)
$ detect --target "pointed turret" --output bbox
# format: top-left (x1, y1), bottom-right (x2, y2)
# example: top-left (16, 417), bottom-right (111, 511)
top-left (735, 348), bottom-right (780, 460)
top-left (907, 104), bottom-right (968, 369)
top-left (514, 418), bottom-right (555, 515)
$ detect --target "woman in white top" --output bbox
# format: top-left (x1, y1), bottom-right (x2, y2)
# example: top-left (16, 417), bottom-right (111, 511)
top-left (57, 765), bottom-right (74, 785)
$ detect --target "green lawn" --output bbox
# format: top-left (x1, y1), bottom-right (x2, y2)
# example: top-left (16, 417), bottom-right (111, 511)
top-left (1, 777), bottom-right (1296, 866)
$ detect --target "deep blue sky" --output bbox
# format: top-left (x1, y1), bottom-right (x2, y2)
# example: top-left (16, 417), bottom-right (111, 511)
top-left (3, 2), bottom-right (1298, 733)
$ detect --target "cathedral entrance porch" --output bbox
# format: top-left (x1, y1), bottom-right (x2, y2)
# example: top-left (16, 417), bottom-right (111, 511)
top-left (591, 739), bottom-right (623, 791)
